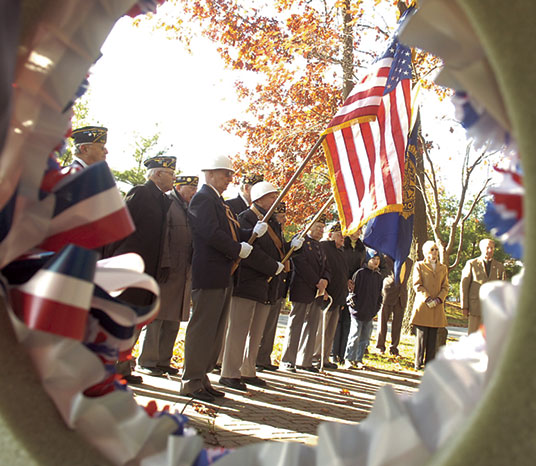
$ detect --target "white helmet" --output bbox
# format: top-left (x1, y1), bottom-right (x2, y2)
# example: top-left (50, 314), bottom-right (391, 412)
top-left (251, 181), bottom-right (278, 202)
top-left (201, 154), bottom-right (235, 172)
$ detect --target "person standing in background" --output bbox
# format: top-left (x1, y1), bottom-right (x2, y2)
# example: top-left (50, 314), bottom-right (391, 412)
top-left (411, 241), bottom-right (449, 370)
top-left (460, 238), bottom-right (506, 334)
top-left (332, 228), bottom-right (366, 364)
top-left (376, 256), bottom-right (413, 356)
top-left (136, 175), bottom-right (197, 376)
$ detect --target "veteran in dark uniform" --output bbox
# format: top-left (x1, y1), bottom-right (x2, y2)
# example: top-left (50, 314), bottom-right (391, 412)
top-left (313, 222), bottom-right (349, 369)
top-left (225, 173), bottom-right (264, 216)
top-left (180, 155), bottom-right (268, 402)
top-left (136, 175), bottom-right (197, 376)
top-left (256, 202), bottom-right (292, 371)
top-left (219, 181), bottom-right (288, 390)
top-left (68, 125), bottom-right (108, 168)
top-left (280, 216), bottom-right (330, 373)
top-left (104, 155), bottom-right (175, 383)
top-left (332, 228), bottom-right (366, 363)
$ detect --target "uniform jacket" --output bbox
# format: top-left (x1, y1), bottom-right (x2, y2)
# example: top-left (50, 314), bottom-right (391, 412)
top-left (411, 260), bottom-right (449, 328)
top-left (289, 235), bottom-right (330, 304)
top-left (342, 236), bottom-right (366, 279)
top-left (188, 184), bottom-right (250, 290)
top-left (157, 188), bottom-right (192, 321)
top-left (233, 205), bottom-right (284, 304)
top-left (382, 256), bottom-right (413, 308)
top-left (460, 258), bottom-right (506, 316)
top-left (321, 240), bottom-right (349, 309)
top-left (225, 194), bottom-right (248, 217)
top-left (348, 267), bottom-right (383, 321)
top-left (106, 179), bottom-right (170, 278)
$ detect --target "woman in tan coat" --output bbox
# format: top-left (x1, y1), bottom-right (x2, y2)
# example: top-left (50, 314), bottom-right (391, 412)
top-left (411, 240), bottom-right (449, 370)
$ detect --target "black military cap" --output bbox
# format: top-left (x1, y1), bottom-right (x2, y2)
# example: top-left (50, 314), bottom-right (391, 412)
top-left (143, 156), bottom-right (177, 170)
top-left (175, 175), bottom-right (199, 187)
top-left (329, 221), bottom-right (342, 232)
top-left (71, 126), bottom-right (108, 144)
top-left (274, 201), bottom-right (286, 213)
top-left (242, 173), bottom-right (264, 185)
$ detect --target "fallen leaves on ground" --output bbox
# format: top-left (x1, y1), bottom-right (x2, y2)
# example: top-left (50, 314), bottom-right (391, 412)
top-left (192, 403), bottom-right (217, 418)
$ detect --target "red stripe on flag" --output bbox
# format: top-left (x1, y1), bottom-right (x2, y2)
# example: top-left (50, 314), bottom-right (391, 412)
top-left (10, 290), bottom-right (88, 340)
top-left (342, 126), bottom-right (365, 203)
top-left (40, 207), bottom-right (134, 252)
top-left (325, 133), bottom-right (354, 228)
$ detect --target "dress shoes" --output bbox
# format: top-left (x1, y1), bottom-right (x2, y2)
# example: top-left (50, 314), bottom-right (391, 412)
top-left (219, 377), bottom-right (248, 391)
top-left (279, 362), bottom-right (296, 373)
top-left (135, 366), bottom-right (164, 376)
top-left (122, 374), bottom-right (143, 384)
top-left (156, 364), bottom-right (179, 375)
top-left (256, 363), bottom-right (279, 372)
top-left (297, 365), bottom-right (319, 373)
top-left (184, 388), bottom-right (215, 403)
top-left (320, 361), bottom-right (338, 370)
top-left (205, 386), bottom-right (225, 398)
top-left (241, 376), bottom-right (267, 387)
top-left (389, 348), bottom-right (400, 356)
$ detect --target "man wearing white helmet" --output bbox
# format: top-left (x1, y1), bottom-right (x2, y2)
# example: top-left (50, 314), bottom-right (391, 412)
top-left (219, 182), bottom-right (304, 390)
top-left (179, 154), bottom-right (268, 402)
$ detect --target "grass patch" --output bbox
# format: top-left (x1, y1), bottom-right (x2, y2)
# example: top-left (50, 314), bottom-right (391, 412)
top-left (134, 309), bottom-right (464, 375)
top-left (445, 302), bottom-right (468, 328)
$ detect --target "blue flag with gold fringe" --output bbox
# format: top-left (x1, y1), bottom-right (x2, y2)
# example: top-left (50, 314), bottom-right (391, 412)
top-left (363, 111), bottom-right (420, 282)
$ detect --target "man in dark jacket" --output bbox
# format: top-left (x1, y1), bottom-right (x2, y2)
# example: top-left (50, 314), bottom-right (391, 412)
top-left (256, 202), bottom-right (291, 371)
top-left (332, 228), bottom-right (366, 363)
top-left (225, 173), bottom-right (263, 216)
top-left (136, 175), bottom-right (197, 376)
top-left (280, 216), bottom-right (330, 373)
top-left (105, 155), bottom-right (176, 383)
top-left (376, 256), bottom-right (413, 356)
top-left (313, 222), bottom-right (349, 369)
top-left (219, 182), bottom-right (301, 390)
top-left (344, 248), bottom-right (383, 369)
top-left (68, 126), bottom-right (108, 169)
top-left (180, 155), bottom-right (267, 403)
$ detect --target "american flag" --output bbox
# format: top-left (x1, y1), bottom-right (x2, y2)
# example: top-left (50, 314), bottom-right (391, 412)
top-left (323, 37), bottom-right (413, 234)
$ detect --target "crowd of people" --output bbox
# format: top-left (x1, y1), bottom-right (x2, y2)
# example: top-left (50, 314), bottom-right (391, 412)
top-left (69, 125), bottom-right (508, 402)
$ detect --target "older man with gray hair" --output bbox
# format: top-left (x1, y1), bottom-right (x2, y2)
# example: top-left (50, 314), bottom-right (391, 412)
top-left (180, 155), bottom-right (268, 402)
top-left (460, 238), bottom-right (506, 334)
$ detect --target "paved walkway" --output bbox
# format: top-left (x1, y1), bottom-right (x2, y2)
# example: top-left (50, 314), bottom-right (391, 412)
top-left (131, 364), bottom-right (421, 448)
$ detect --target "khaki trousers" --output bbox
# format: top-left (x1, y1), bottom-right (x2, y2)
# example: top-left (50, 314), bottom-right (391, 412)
top-left (221, 296), bottom-right (270, 379)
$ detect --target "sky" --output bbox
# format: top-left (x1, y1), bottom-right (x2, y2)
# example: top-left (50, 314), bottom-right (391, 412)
top-left (82, 7), bottom-right (495, 201)
top-left (87, 16), bottom-right (247, 181)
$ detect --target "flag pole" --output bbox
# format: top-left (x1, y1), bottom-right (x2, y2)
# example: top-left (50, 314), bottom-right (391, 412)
top-left (267, 193), bottom-right (334, 282)
top-left (231, 134), bottom-right (326, 274)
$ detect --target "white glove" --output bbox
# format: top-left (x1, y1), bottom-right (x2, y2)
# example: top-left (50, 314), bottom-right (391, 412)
top-left (291, 237), bottom-right (304, 250)
top-left (239, 242), bottom-right (253, 259)
top-left (274, 262), bottom-right (285, 275)
top-left (253, 221), bottom-right (268, 238)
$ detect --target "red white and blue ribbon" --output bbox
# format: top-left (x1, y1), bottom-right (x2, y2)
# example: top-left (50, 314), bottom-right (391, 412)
top-left (484, 160), bottom-right (524, 259)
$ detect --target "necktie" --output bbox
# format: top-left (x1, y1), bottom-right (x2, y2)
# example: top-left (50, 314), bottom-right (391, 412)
top-left (222, 200), bottom-right (240, 242)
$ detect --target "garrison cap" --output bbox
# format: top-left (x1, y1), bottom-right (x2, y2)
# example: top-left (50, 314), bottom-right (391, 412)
top-left (242, 173), bottom-right (264, 185)
top-left (71, 126), bottom-right (108, 144)
top-left (143, 156), bottom-right (177, 170)
top-left (274, 202), bottom-right (286, 213)
top-left (329, 221), bottom-right (342, 232)
top-left (175, 175), bottom-right (199, 187)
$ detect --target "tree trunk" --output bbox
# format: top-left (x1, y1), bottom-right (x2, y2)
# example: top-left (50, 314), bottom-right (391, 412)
top-left (341, 0), bottom-right (354, 100)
